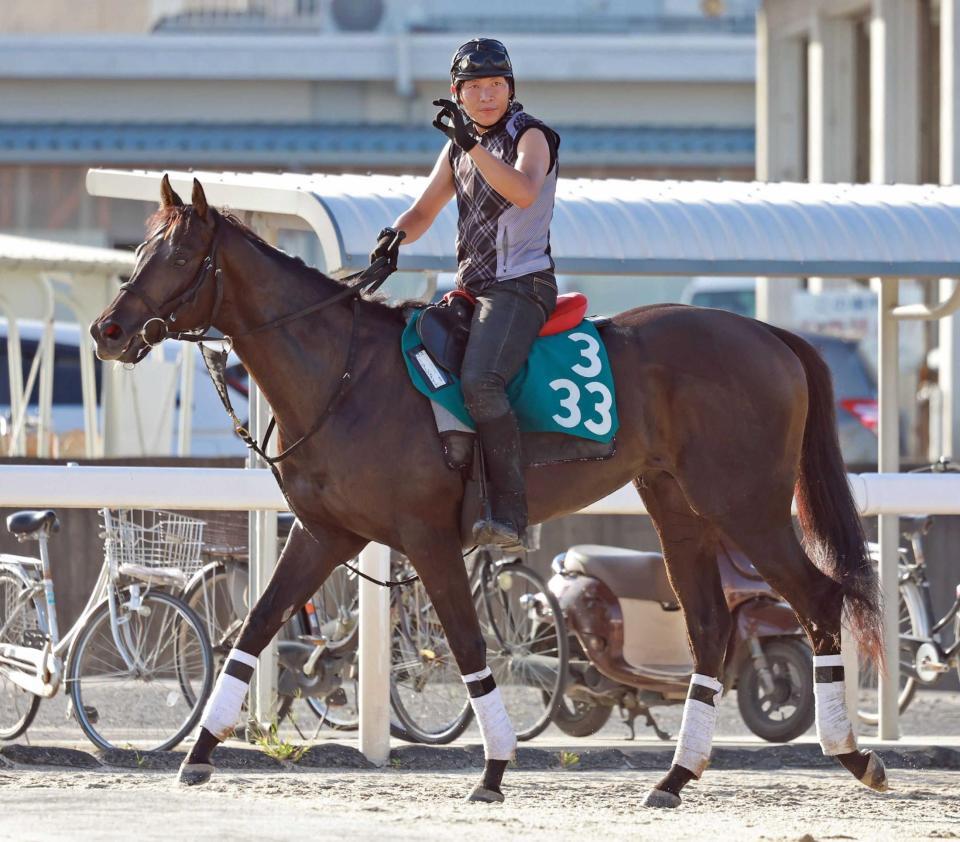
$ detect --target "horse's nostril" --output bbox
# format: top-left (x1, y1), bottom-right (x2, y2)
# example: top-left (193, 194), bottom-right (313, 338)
top-left (103, 323), bottom-right (123, 340)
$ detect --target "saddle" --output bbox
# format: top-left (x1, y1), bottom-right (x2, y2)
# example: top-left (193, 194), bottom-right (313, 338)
top-left (416, 290), bottom-right (591, 377)
top-left (412, 290), bottom-right (614, 548)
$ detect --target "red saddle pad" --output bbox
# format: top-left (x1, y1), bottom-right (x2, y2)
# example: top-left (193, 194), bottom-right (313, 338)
top-left (540, 292), bottom-right (588, 336)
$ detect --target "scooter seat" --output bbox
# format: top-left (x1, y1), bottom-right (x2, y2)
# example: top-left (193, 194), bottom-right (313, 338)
top-left (562, 545), bottom-right (678, 606)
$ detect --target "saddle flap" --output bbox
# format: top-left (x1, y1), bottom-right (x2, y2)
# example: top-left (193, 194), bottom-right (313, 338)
top-left (416, 297), bottom-right (475, 376)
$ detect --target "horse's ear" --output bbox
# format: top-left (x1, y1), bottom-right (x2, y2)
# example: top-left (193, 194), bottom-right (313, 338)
top-left (192, 178), bottom-right (210, 219)
top-left (160, 174), bottom-right (184, 208)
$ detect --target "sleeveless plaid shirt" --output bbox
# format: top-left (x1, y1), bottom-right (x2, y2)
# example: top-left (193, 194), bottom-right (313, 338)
top-left (448, 103), bottom-right (560, 292)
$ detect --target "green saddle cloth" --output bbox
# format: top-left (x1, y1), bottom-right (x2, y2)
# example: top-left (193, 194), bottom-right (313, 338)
top-left (401, 310), bottom-right (619, 443)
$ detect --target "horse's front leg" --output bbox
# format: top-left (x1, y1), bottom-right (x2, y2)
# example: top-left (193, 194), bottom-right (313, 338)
top-left (179, 520), bottom-right (367, 785)
top-left (403, 527), bottom-right (516, 803)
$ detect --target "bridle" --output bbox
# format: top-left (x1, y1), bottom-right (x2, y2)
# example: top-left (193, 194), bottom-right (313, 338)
top-left (122, 214), bottom-right (402, 347)
top-left (119, 212), bottom-right (402, 455)
top-left (118, 220), bottom-right (228, 357)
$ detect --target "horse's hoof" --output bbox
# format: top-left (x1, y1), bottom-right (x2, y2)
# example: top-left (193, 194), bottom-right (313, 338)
top-left (642, 788), bottom-right (681, 809)
top-left (859, 751), bottom-right (889, 792)
top-left (467, 784), bottom-right (505, 804)
top-left (178, 762), bottom-right (214, 786)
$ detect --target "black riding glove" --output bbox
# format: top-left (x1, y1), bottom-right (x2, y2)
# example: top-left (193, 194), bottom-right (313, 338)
top-left (370, 226), bottom-right (404, 268)
top-left (432, 99), bottom-right (479, 152)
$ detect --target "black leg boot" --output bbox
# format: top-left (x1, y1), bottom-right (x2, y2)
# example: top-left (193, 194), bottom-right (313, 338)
top-left (473, 412), bottom-right (527, 551)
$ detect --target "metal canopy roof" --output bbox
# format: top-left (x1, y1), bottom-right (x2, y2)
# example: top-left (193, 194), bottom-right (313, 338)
top-left (86, 170), bottom-right (960, 279)
top-left (0, 233), bottom-right (134, 276)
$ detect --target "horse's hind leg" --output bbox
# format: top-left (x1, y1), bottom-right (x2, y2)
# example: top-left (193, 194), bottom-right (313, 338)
top-left (400, 525), bottom-right (515, 803)
top-left (715, 514), bottom-right (888, 792)
top-left (179, 520), bottom-right (367, 786)
top-left (636, 472), bottom-right (732, 809)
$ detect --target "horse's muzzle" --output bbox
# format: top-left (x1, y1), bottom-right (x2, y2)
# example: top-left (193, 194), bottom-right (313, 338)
top-left (89, 318), bottom-right (151, 363)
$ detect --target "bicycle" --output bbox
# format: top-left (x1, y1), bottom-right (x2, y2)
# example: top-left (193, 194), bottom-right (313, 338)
top-left (181, 542), bottom-right (360, 733)
top-left (0, 508), bottom-right (214, 751)
top-left (181, 524), bottom-right (568, 744)
top-left (858, 458), bottom-right (960, 726)
top-left (389, 542), bottom-right (568, 744)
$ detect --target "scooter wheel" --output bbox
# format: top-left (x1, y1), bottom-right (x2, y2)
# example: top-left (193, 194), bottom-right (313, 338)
top-left (736, 638), bottom-right (815, 743)
top-left (552, 695), bottom-right (613, 738)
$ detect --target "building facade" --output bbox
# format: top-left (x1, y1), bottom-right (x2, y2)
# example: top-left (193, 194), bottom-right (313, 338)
top-left (0, 0), bottom-right (757, 249)
top-left (758, 0), bottom-right (960, 460)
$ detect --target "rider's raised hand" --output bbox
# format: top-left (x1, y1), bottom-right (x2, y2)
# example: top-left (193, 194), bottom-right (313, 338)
top-left (432, 99), bottom-right (478, 152)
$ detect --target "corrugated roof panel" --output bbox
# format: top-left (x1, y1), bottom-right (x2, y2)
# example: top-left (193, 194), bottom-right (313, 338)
top-left (85, 170), bottom-right (960, 278)
top-left (0, 233), bottom-right (134, 275)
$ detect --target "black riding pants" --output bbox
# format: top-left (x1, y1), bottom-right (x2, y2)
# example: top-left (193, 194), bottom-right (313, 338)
top-left (460, 273), bottom-right (558, 423)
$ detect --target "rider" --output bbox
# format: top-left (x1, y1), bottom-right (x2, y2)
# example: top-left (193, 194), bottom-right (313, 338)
top-left (372, 37), bottom-right (561, 550)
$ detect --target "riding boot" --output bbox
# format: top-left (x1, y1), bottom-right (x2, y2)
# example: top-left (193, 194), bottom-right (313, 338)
top-left (473, 411), bottom-right (527, 551)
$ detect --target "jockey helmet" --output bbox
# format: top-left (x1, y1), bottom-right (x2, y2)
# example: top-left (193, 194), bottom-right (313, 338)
top-left (450, 38), bottom-right (514, 92)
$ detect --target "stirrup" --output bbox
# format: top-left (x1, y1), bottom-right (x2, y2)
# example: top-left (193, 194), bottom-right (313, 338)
top-left (472, 516), bottom-right (525, 552)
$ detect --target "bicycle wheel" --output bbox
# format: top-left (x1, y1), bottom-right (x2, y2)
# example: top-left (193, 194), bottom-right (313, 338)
top-left (182, 562), bottom-right (247, 664)
top-left (301, 565), bottom-right (360, 729)
top-left (0, 570), bottom-right (41, 740)
top-left (857, 579), bottom-right (923, 726)
top-left (67, 587), bottom-right (213, 751)
top-left (389, 571), bottom-right (473, 744)
top-left (478, 561), bottom-right (568, 740)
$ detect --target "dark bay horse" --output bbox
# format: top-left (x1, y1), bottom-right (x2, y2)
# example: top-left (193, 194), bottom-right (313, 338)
top-left (90, 177), bottom-right (886, 806)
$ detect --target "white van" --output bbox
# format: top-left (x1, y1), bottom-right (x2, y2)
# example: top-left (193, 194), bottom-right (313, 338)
top-left (0, 319), bottom-right (248, 457)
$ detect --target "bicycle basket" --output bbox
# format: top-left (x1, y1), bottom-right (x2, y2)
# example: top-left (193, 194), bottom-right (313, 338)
top-left (101, 509), bottom-right (206, 582)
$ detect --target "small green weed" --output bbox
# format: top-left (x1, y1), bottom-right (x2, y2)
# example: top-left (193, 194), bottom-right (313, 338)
top-left (559, 751), bottom-right (580, 769)
top-left (249, 720), bottom-right (307, 763)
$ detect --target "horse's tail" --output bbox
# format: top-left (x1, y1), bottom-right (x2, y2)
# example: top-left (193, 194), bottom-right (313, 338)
top-left (766, 325), bottom-right (883, 666)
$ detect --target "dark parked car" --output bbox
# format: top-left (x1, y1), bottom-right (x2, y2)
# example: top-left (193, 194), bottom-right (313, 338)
top-left (796, 331), bottom-right (878, 465)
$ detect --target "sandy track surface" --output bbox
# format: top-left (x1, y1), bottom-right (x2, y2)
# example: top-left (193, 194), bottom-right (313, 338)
top-left (0, 766), bottom-right (957, 842)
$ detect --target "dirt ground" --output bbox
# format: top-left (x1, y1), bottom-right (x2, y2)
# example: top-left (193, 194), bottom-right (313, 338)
top-left (3, 690), bottom-right (959, 841)
top-left (0, 766), bottom-right (957, 842)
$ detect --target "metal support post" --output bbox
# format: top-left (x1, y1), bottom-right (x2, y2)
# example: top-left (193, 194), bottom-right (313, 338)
top-left (177, 342), bottom-right (195, 456)
top-left (247, 384), bottom-right (279, 731)
top-left (247, 214), bottom-right (280, 731)
top-left (358, 542), bottom-right (391, 766)
top-left (877, 278), bottom-right (900, 740)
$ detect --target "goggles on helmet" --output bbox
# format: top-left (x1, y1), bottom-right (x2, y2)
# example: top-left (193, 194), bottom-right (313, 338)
top-left (450, 38), bottom-right (513, 83)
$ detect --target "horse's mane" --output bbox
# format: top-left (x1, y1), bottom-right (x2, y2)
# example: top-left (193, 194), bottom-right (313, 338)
top-left (144, 205), bottom-right (413, 319)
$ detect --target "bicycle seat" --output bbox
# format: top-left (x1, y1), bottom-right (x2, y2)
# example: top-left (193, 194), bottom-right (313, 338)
top-left (900, 514), bottom-right (933, 536)
top-left (6, 510), bottom-right (59, 538)
top-left (561, 545), bottom-right (678, 606)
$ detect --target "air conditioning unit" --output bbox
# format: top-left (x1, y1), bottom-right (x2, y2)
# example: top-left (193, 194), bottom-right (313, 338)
top-left (326, 0), bottom-right (385, 32)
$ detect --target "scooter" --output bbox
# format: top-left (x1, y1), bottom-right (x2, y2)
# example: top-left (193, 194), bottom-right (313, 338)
top-left (547, 544), bottom-right (815, 742)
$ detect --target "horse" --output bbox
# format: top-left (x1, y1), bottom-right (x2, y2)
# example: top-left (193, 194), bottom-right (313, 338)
top-left (90, 176), bottom-right (886, 806)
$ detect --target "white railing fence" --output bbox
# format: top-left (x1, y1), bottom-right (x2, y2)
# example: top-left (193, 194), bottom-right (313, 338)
top-left (1, 464), bottom-right (955, 763)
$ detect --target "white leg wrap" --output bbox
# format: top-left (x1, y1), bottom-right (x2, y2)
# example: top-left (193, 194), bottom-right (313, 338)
top-left (813, 654), bottom-right (857, 755)
top-left (672, 674), bottom-right (723, 778)
top-left (200, 648), bottom-right (257, 741)
top-left (462, 667), bottom-right (516, 761)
